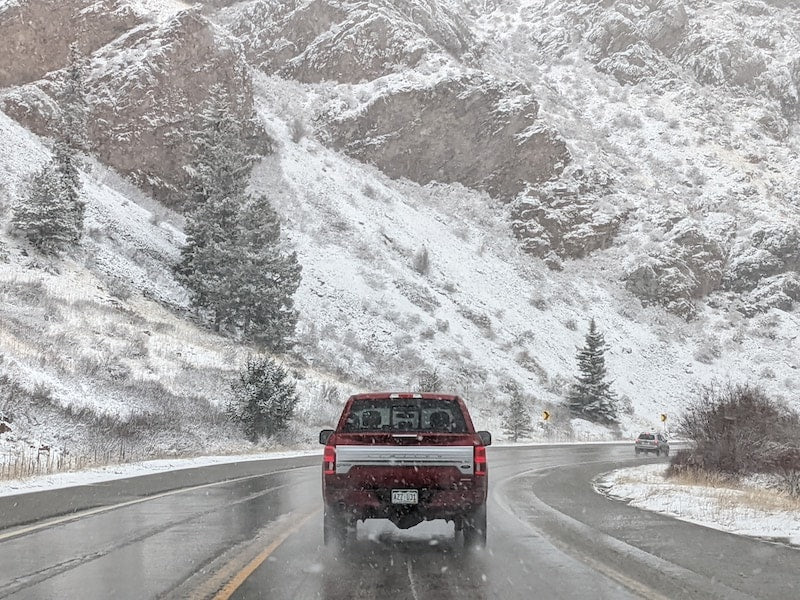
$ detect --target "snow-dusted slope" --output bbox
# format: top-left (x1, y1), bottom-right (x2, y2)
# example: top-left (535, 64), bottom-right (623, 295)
top-left (1, 0), bottom-right (799, 467)
top-left (466, 0), bottom-right (800, 317)
top-left (250, 67), bottom-right (800, 439)
top-left (0, 110), bottom-right (329, 464)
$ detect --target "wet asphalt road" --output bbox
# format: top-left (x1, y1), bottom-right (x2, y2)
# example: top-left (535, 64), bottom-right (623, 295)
top-left (0, 444), bottom-right (797, 599)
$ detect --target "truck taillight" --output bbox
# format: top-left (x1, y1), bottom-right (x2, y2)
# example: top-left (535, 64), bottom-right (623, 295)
top-left (324, 445), bottom-right (336, 475)
top-left (474, 446), bottom-right (487, 476)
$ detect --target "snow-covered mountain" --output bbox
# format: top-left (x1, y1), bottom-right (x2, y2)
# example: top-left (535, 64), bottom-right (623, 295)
top-left (0, 0), bottom-right (798, 463)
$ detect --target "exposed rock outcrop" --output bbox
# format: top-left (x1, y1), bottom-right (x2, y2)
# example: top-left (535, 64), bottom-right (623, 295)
top-left (744, 273), bottom-right (800, 315)
top-left (625, 220), bottom-right (727, 319)
top-left (222, 0), bottom-right (473, 83)
top-left (0, 0), bottom-right (140, 87)
top-left (528, 0), bottom-right (800, 122)
top-left (324, 71), bottom-right (570, 199)
top-left (725, 225), bottom-right (800, 292)
top-left (510, 167), bottom-right (624, 261)
top-left (723, 225), bottom-right (800, 314)
top-left (0, 4), bottom-right (268, 206)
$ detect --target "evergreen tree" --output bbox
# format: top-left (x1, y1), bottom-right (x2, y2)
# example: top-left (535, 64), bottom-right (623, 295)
top-left (176, 87), bottom-right (302, 351)
top-left (61, 43), bottom-right (89, 152)
top-left (12, 139), bottom-right (84, 255)
top-left (226, 196), bottom-right (301, 351)
top-left (11, 46), bottom-right (87, 255)
top-left (502, 383), bottom-right (533, 442)
top-left (184, 84), bottom-right (251, 208)
top-left (568, 318), bottom-right (618, 425)
top-left (228, 356), bottom-right (299, 442)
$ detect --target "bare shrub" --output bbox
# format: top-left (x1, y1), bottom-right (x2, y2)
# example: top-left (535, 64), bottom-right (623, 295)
top-left (458, 307), bottom-right (493, 338)
top-left (394, 279), bottom-right (439, 312)
top-left (419, 327), bottom-right (436, 340)
top-left (417, 368), bottom-right (443, 392)
top-left (412, 247), bottom-right (431, 275)
top-left (544, 374), bottom-right (570, 396)
top-left (515, 350), bottom-right (548, 384)
top-left (31, 382), bottom-right (54, 405)
top-left (668, 384), bottom-right (800, 486)
top-left (612, 111), bottom-right (643, 129)
top-left (693, 336), bottom-right (721, 364)
top-left (529, 293), bottom-right (547, 311)
top-left (289, 118), bottom-right (307, 143)
top-left (362, 183), bottom-right (377, 199)
top-left (305, 382), bottom-right (342, 427)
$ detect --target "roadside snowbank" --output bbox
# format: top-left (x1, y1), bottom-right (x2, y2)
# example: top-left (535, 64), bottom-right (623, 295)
top-left (0, 449), bottom-right (321, 498)
top-left (595, 464), bottom-right (800, 547)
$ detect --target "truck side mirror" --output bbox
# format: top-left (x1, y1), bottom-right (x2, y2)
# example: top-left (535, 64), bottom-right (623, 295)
top-left (477, 431), bottom-right (492, 446)
top-left (319, 429), bottom-right (334, 445)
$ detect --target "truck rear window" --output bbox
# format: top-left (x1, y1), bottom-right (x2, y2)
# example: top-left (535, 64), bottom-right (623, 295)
top-left (342, 399), bottom-right (468, 433)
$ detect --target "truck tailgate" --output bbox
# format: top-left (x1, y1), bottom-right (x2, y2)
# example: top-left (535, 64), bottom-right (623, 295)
top-left (335, 445), bottom-right (474, 476)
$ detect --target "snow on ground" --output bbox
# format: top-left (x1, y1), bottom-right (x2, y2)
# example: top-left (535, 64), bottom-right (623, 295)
top-left (0, 448), bottom-right (321, 498)
top-left (0, 441), bottom-right (629, 498)
top-left (247, 70), bottom-right (800, 441)
top-left (127, 0), bottom-right (191, 22)
top-left (595, 464), bottom-right (800, 547)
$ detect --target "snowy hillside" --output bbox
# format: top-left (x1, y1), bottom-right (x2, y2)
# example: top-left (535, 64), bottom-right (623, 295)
top-left (1, 0), bottom-right (799, 468)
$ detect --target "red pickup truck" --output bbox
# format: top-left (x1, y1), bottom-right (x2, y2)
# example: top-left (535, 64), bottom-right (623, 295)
top-left (319, 392), bottom-right (492, 547)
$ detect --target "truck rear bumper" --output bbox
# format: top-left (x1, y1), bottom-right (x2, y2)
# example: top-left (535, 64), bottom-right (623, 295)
top-left (324, 488), bottom-right (486, 521)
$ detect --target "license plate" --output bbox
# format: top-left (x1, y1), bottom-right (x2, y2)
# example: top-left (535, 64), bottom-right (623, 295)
top-left (391, 489), bottom-right (418, 505)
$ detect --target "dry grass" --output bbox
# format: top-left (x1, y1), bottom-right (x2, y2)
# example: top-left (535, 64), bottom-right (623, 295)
top-left (667, 469), bottom-right (800, 513)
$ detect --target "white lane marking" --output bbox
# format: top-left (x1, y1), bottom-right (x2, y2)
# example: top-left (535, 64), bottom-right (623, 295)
top-left (0, 465), bottom-right (318, 543)
top-left (493, 459), bottom-right (754, 600)
top-left (407, 561), bottom-right (420, 600)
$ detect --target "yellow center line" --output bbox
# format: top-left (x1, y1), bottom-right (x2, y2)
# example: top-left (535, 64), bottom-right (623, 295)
top-left (213, 510), bottom-right (320, 600)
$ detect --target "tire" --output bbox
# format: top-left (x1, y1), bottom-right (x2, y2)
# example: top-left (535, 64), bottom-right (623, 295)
top-left (323, 507), bottom-right (348, 547)
top-left (664, 447), bottom-right (670, 457)
top-left (635, 449), bottom-right (640, 456)
top-left (655, 449), bottom-right (661, 457)
top-left (463, 505), bottom-right (487, 549)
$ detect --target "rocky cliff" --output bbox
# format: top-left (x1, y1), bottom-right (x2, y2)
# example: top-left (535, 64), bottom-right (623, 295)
top-left (0, 0), bottom-right (268, 206)
top-left (324, 71), bottom-right (569, 199)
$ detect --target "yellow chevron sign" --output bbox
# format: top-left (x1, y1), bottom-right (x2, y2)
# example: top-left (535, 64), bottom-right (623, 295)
top-left (542, 410), bottom-right (551, 421)
top-left (660, 413), bottom-right (667, 422)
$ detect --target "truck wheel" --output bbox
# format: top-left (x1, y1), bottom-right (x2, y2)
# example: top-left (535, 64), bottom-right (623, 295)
top-left (635, 449), bottom-right (640, 456)
top-left (655, 449), bottom-right (661, 457)
top-left (463, 505), bottom-right (487, 549)
top-left (323, 508), bottom-right (347, 547)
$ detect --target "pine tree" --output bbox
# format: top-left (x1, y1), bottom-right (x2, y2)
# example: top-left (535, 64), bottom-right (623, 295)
top-left (11, 46), bottom-right (87, 255)
top-left (502, 383), bottom-right (533, 442)
top-left (568, 318), bottom-right (618, 425)
top-left (61, 43), bottom-right (89, 152)
top-left (228, 356), bottom-right (299, 442)
top-left (227, 196), bottom-right (302, 351)
top-left (12, 138), bottom-right (84, 255)
top-left (184, 84), bottom-right (251, 208)
top-left (176, 88), bottom-right (302, 351)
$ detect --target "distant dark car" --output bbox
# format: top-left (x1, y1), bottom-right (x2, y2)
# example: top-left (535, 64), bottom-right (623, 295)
top-left (635, 432), bottom-right (669, 456)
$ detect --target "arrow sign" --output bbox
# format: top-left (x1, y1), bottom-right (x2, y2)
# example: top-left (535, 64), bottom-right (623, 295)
top-left (660, 413), bottom-right (667, 422)
top-left (542, 410), bottom-right (551, 421)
